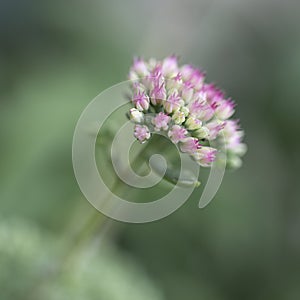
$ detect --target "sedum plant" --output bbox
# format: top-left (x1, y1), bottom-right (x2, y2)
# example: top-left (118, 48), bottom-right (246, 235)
top-left (128, 56), bottom-right (247, 169)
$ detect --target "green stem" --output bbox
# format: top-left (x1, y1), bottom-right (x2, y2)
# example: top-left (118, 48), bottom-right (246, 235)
top-left (62, 139), bottom-right (155, 265)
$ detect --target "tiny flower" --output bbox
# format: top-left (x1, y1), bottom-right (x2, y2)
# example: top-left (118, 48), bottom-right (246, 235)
top-left (180, 106), bottom-right (190, 116)
top-left (166, 73), bottom-right (182, 90)
top-left (151, 64), bottom-right (163, 77)
top-left (150, 80), bottom-right (166, 106)
top-left (132, 82), bottom-right (146, 93)
top-left (206, 120), bottom-right (226, 140)
top-left (134, 124), bottom-right (151, 143)
top-left (190, 100), bottom-right (216, 122)
top-left (148, 58), bottom-right (157, 70)
top-left (185, 117), bottom-right (202, 130)
top-left (164, 92), bottom-right (184, 114)
top-left (222, 120), bottom-right (247, 155)
top-left (193, 147), bottom-right (217, 167)
top-left (222, 120), bottom-right (240, 138)
top-left (194, 126), bottom-right (209, 139)
top-left (215, 98), bottom-right (235, 120)
top-left (168, 125), bottom-right (188, 143)
top-left (131, 57), bottom-right (150, 77)
top-left (189, 68), bottom-right (205, 90)
top-left (181, 82), bottom-right (194, 103)
top-left (200, 106), bottom-right (216, 122)
top-left (152, 112), bottom-right (171, 131)
top-left (129, 108), bottom-right (144, 123)
top-left (180, 137), bottom-right (201, 154)
top-left (162, 55), bottom-right (178, 77)
top-left (180, 65), bottom-right (205, 90)
top-left (180, 64), bottom-right (195, 81)
top-left (192, 90), bottom-right (207, 103)
top-left (201, 83), bottom-right (224, 103)
top-left (128, 70), bottom-right (139, 81)
top-left (172, 110), bottom-right (186, 124)
top-left (133, 90), bottom-right (150, 111)
top-left (188, 99), bottom-right (206, 118)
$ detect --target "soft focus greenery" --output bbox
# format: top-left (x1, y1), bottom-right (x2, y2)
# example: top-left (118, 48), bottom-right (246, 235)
top-left (1, 0), bottom-right (300, 299)
top-left (0, 218), bottom-right (163, 300)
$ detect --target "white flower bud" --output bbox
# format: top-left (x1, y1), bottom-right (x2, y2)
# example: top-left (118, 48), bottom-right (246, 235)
top-left (129, 108), bottom-right (144, 123)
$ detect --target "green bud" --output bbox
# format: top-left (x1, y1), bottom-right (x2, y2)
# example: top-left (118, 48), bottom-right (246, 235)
top-left (180, 106), bottom-right (190, 117)
top-left (172, 111), bottom-right (186, 124)
top-left (185, 117), bottom-right (202, 130)
top-left (194, 126), bottom-right (209, 139)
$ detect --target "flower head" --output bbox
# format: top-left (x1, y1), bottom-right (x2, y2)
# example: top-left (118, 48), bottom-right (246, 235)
top-left (128, 56), bottom-right (246, 168)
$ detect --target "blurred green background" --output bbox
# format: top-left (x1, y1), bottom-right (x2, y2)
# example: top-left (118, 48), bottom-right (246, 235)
top-left (1, 0), bottom-right (300, 299)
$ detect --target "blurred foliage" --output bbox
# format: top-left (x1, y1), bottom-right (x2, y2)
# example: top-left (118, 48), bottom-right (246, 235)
top-left (0, 218), bottom-right (163, 300)
top-left (0, 0), bottom-right (300, 299)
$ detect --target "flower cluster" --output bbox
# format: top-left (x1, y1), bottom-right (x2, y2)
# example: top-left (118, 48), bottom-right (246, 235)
top-left (128, 56), bottom-right (246, 168)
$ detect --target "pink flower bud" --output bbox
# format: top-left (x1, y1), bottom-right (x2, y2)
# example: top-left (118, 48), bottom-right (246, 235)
top-left (180, 137), bottom-right (201, 154)
top-left (133, 90), bottom-right (150, 111)
top-left (192, 103), bottom-right (215, 122)
top-left (189, 69), bottom-right (205, 90)
top-left (134, 124), bottom-right (151, 143)
top-left (152, 112), bottom-right (171, 131)
top-left (193, 147), bottom-right (217, 167)
top-left (206, 121), bottom-right (226, 140)
top-left (164, 92), bottom-right (184, 114)
top-left (201, 83), bottom-right (224, 103)
top-left (188, 99), bottom-right (206, 118)
top-left (222, 120), bottom-right (246, 155)
top-left (181, 82), bottom-right (194, 103)
top-left (215, 99), bottom-right (235, 120)
top-left (168, 125), bottom-right (188, 143)
top-left (150, 80), bottom-right (166, 105)
top-left (162, 55), bottom-right (178, 77)
top-left (180, 64), bottom-right (195, 81)
top-left (131, 58), bottom-right (150, 77)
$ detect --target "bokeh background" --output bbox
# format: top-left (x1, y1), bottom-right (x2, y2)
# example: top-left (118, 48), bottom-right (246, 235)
top-left (1, 0), bottom-right (300, 299)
